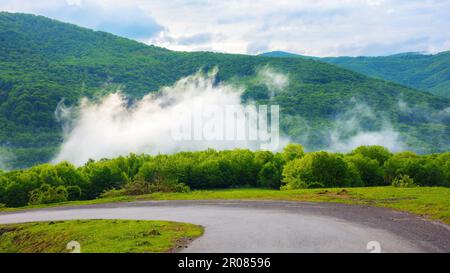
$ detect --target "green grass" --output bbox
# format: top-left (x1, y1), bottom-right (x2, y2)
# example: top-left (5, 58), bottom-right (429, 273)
top-left (1, 187), bottom-right (449, 225)
top-left (0, 219), bottom-right (204, 253)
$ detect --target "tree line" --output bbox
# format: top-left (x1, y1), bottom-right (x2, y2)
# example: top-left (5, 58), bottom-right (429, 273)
top-left (0, 144), bottom-right (449, 207)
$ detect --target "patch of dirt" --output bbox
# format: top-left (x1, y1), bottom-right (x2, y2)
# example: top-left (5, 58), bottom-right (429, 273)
top-left (169, 236), bottom-right (195, 253)
top-left (319, 189), bottom-right (353, 199)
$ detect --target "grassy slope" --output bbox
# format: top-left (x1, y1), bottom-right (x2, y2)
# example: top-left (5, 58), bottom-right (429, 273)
top-left (0, 219), bottom-right (203, 253)
top-left (2, 187), bottom-right (449, 225)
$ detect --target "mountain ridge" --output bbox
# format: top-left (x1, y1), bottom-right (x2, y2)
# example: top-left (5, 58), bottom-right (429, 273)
top-left (0, 12), bottom-right (448, 168)
top-left (260, 50), bottom-right (450, 97)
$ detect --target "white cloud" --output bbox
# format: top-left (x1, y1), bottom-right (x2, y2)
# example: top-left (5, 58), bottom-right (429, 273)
top-left (53, 70), bottom-right (285, 165)
top-left (0, 0), bottom-right (449, 56)
top-left (257, 66), bottom-right (289, 98)
top-left (327, 101), bottom-right (406, 152)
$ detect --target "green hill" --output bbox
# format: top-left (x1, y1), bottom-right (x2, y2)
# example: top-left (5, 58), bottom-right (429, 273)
top-left (260, 51), bottom-right (450, 98)
top-left (0, 12), bottom-right (449, 168)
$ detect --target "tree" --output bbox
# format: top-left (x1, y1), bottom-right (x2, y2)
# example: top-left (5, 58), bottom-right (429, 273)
top-left (281, 151), bottom-right (360, 189)
top-left (29, 184), bottom-right (68, 205)
top-left (282, 143), bottom-right (305, 162)
top-left (351, 145), bottom-right (392, 165)
top-left (66, 185), bottom-right (82, 200)
top-left (82, 161), bottom-right (129, 198)
top-left (392, 175), bottom-right (416, 188)
top-left (258, 162), bottom-right (282, 189)
top-left (384, 152), bottom-right (445, 186)
top-left (345, 154), bottom-right (384, 186)
top-left (435, 152), bottom-right (450, 186)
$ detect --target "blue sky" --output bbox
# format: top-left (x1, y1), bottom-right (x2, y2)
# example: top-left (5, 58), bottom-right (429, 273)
top-left (1, 0), bottom-right (449, 57)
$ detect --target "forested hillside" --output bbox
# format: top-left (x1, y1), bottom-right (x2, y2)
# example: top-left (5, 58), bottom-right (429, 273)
top-left (0, 12), bottom-right (449, 169)
top-left (261, 51), bottom-right (450, 98)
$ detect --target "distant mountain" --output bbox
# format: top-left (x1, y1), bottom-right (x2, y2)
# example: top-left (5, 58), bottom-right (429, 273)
top-left (0, 12), bottom-right (449, 168)
top-left (260, 51), bottom-right (450, 98)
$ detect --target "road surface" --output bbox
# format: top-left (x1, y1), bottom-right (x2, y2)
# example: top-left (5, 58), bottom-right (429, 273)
top-left (0, 200), bottom-right (449, 252)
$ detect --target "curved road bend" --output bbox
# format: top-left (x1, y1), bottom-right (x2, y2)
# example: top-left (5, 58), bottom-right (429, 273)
top-left (0, 200), bottom-right (449, 253)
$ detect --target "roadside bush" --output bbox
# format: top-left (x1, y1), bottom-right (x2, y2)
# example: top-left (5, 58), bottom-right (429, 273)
top-left (0, 147), bottom-right (449, 208)
top-left (82, 160), bottom-right (129, 198)
top-left (123, 179), bottom-right (151, 195)
top-left (29, 184), bottom-right (68, 205)
top-left (124, 177), bottom-right (190, 195)
top-left (384, 152), bottom-right (446, 186)
top-left (345, 154), bottom-right (384, 186)
top-left (281, 151), bottom-right (361, 189)
top-left (282, 143), bottom-right (305, 162)
top-left (66, 185), bottom-right (82, 201)
top-left (258, 162), bottom-right (282, 189)
top-left (351, 145), bottom-right (392, 165)
top-left (148, 177), bottom-right (190, 193)
top-left (392, 175), bottom-right (416, 188)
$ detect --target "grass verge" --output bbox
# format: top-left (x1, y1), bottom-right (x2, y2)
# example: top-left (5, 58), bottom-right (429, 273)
top-left (0, 219), bottom-right (204, 253)
top-left (1, 187), bottom-right (449, 225)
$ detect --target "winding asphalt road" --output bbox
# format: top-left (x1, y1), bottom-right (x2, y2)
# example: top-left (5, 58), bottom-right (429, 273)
top-left (0, 200), bottom-right (449, 253)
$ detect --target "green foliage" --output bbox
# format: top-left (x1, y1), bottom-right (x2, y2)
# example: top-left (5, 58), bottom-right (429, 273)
top-left (29, 184), bottom-right (68, 205)
top-left (282, 143), bottom-right (305, 162)
top-left (81, 159), bottom-right (129, 198)
top-left (384, 152), bottom-right (447, 186)
top-left (262, 50), bottom-right (450, 97)
top-left (345, 154), bottom-right (384, 186)
top-left (322, 52), bottom-right (450, 98)
top-left (0, 145), bottom-right (448, 208)
top-left (392, 174), bottom-right (416, 188)
top-left (350, 145), bottom-right (392, 165)
top-left (281, 151), bottom-right (361, 189)
top-left (123, 179), bottom-right (151, 196)
top-left (66, 185), bottom-right (82, 201)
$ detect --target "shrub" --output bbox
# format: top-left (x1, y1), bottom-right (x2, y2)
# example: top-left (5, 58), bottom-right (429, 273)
top-left (345, 154), bottom-right (384, 186)
top-left (351, 145), bottom-right (392, 165)
top-left (392, 175), bottom-right (416, 188)
top-left (124, 179), bottom-right (151, 196)
top-left (282, 143), bottom-right (305, 162)
top-left (66, 185), bottom-right (82, 201)
top-left (124, 177), bottom-right (190, 196)
top-left (281, 151), bottom-right (360, 189)
top-left (258, 162), bottom-right (282, 189)
top-left (384, 152), bottom-right (445, 186)
top-left (29, 184), bottom-right (68, 205)
top-left (148, 178), bottom-right (190, 193)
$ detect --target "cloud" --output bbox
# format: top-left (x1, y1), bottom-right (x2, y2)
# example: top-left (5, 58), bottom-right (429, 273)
top-left (1, 0), bottom-right (449, 56)
top-left (397, 98), bottom-right (450, 123)
top-left (0, 148), bottom-right (14, 171)
top-left (0, 0), bottom-right (163, 39)
top-left (256, 66), bottom-right (289, 98)
top-left (148, 31), bottom-right (215, 50)
top-left (327, 101), bottom-right (406, 152)
top-left (53, 69), bottom-right (284, 165)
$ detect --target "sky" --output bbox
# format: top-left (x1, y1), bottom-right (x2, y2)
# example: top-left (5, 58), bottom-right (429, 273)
top-left (1, 0), bottom-right (449, 57)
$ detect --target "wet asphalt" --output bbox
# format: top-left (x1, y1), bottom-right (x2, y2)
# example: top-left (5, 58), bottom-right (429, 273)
top-left (0, 200), bottom-right (449, 253)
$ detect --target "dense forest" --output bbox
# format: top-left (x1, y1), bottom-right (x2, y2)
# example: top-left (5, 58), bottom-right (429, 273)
top-left (0, 145), bottom-right (449, 208)
top-left (0, 12), bottom-right (449, 169)
top-left (261, 51), bottom-right (450, 98)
